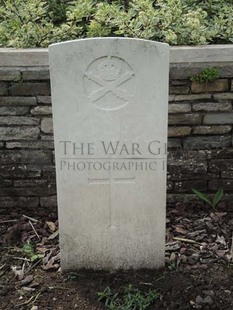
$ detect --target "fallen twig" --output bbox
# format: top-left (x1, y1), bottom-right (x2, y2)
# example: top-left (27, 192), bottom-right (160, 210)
top-left (230, 234), bottom-right (233, 259)
top-left (23, 215), bottom-right (38, 223)
top-left (139, 282), bottom-right (153, 286)
top-left (6, 254), bottom-right (30, 262)
top-left (48, 286), bottom-right (70, 290)
top-left (0, 264), bottom-right (6, 271)
top-left (29, 220), bottom-right (40, 240)
top-left (16, 291), bottom-right (41, 307)
top-left (0, 219), bottom-right (18, 223)
top-left (173, 237), bottom-right (197, 244)
top-left (27, 258), bottom-right (43, 272)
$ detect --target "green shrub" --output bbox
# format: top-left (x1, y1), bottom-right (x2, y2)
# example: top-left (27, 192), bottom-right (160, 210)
top-left (0, 0), bottom-right (77, 47)
top-left (191, 67), bottom-right (221, 83)
top-left (0, 0), bottom-right (232, 47)
top-left (48, 0), bottom-right (67, 25)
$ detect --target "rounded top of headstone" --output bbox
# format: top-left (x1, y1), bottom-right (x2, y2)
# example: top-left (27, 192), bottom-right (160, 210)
top-left (97, 56), bottom-right (121, 81)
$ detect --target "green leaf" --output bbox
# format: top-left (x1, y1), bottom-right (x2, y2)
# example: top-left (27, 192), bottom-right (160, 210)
top-left (23, 243), bottom-right (34, 257)
top-left (213, 187), bottom-right (223, 208)
top-left (30, 254), bottom-right (39, 262)
top-left (192, 189), bottom-right (213, 206)
top-left (30, 253), bottom-right (44, 262)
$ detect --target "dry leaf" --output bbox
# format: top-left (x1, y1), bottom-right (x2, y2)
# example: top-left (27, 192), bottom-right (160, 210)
top-left (19, 275), bottom-right (34, 287)
top-left (36, 246), bottom-right (50, 254)
top-left (43, 253), bottom-right (60, 271)
top-left (48, 230), bottom-right (59, 240)
top-left (216, 235), bottom-right (226, 246)
top-left (174, 226), bottom-right (188, 235)
top-left (46, 221), bottom-right (56, 232)
top-left (11, 265), bottom-right (24, 280)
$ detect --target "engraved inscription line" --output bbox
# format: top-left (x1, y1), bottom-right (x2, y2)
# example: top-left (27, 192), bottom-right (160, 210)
top-left (88, 177), bottom-right (135, 184)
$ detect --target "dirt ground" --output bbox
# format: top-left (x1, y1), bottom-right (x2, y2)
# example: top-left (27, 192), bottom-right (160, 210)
top-left (0, 202), bottom-right (233, 310)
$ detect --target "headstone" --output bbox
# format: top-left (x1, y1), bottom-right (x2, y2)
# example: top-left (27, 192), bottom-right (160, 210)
top-left (49, 38), bottom-right (169, 270)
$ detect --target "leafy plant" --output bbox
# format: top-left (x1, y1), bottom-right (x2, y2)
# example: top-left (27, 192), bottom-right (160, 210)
top-left (192, 188), bottom-right (224, 210)
top-left (190, 67), bottom-right (220, 83)
top-left (23, 243), bottom-right (44, 262)
top-left (98, 287), bottom-right (119, 308)
top-left (167, 261), bottom-right (176, 271)
top-left (66, 272), bottom-right (81, 282)
top-left (98, 285), bottom-right (159, 310)
top-left (0, 0), bottom-right (233, 47)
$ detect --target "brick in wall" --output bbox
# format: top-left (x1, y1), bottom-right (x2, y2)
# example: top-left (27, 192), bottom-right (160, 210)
top-left (168, 151), bottom-right (207, 175)
top-left (169, 85), bottom-right (190, 95)
top-left (170, 94), bottom-right (212, 102)
top-left (0, 70), bottom-right (21, 81)
top-left (221, 171), bottom-right (233, 178)
top-left (0, 186), bottom-right (56, 197)
top-left (31, 106), bottom-right (52, 115)
top-left (167, 194), bottom-right (199, 205)
top-left (174, 180), bottom-right (207, 192)
top-left (184, 136), bottom-right (232, 150)
top-left (0, 127), bottom-right (39, 141)
top-left (0, 180), bottom-right (13, 187)
top-left (0, 82), bottom-right (7, 95)
top-left (11, 82), bottom-right (50, 96)
top-left (209, 159), bottom-right (233, 172)
top-left (0, 165), bottom-right (41, 178)
top-left (209, 179), bottom-right (233, 191)
top-left (0, 106), bottom-right (30, 115)
top-left (0, 96), bottom-right (37, 106)
top-left (192, 125), bottom-right (232, 135)
top-left (22, 70), bottom-right (50, 80)
top-left (168, 103), bottom-right (191, 113)
top-left (6, 141), bottom-right (54, 149)
top-left (213, 93), bottom-right (233, 100)
top-left (0, 116), bottom-right (40, 126)
top-left (41, 118), bottom-right (53, 134)
top-left (0, 150), bottom-right (51, 164)
top-left (191, 79), bottom-right (229, 93)
top-left (167, 138), bottom-right (182, 149)
top-left (192, 102), bottom-right (232, 112)
top-left (0, 197), bottom-right (39, 208)
top-left (168, 126), bottom-right (191, 137)
top-left (168, 113), bottom-right (202, 125)
top-left (37, 96), bottom-right (51, 104)
top-left (40, 196), bottom-right (57, 207)
top-left (203, 113), bottom-right (233, 124)
top-left (14, 179), bottom-right (52, 187)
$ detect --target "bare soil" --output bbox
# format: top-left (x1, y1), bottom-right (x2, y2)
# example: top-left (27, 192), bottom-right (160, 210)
top-left (0, 202), bottom-right (233, 310)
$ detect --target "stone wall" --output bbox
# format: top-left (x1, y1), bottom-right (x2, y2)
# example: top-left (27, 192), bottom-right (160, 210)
top-left (0, 46), bottom-right (233, 209)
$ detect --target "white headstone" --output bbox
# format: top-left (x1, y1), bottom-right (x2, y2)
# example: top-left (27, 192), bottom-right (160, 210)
top-left (49, 38), bottom-right (169, 270)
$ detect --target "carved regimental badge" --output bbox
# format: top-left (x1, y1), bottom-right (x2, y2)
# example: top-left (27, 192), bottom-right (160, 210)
top-left (84, 56), bottom-right (136, 111)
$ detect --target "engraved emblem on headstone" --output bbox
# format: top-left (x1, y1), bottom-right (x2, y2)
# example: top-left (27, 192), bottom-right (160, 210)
top-left (84, 56), bottom-right (136, 111)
